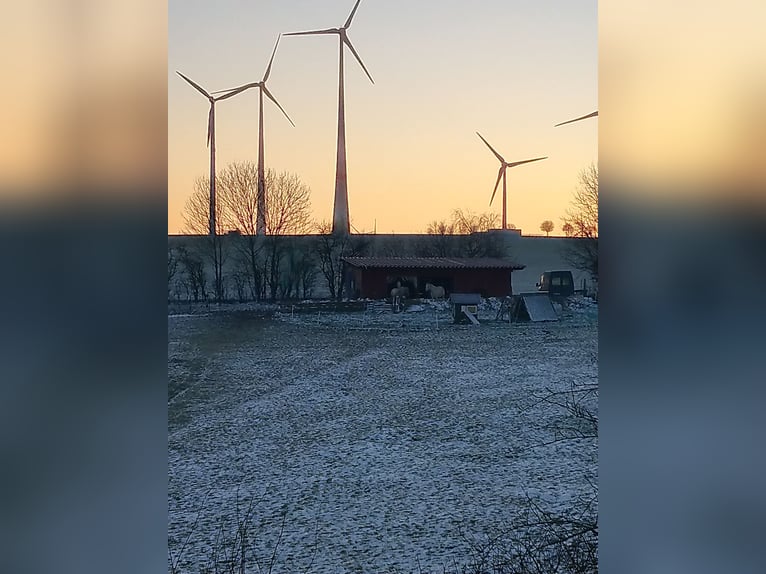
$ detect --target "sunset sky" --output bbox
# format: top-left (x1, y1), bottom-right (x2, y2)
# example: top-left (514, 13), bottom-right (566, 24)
top-left (168, 0), bottom-right (597, 235)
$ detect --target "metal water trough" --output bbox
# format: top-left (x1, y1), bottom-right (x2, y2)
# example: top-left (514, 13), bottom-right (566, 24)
top-left (450, 293), bottom-right (481, 325)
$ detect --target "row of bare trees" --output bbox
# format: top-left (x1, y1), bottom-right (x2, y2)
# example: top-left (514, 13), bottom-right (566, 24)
top-left (170, 162), bottom-right (370, 302)
top-left (168, 232), bottom-right (371, 303)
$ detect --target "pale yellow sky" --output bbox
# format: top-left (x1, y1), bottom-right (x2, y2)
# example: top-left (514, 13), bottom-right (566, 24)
top-left (168, 1), bottom-right (598, 234)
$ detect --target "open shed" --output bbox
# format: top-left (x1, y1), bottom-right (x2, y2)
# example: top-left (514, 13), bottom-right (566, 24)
top-left (341, 257), bottom-right (526, 299)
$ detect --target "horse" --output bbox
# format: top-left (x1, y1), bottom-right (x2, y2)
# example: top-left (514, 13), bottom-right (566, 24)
top-left (390, 284), bottom-right (410, 312)
top-left (390, 286), bottom-right (410, 300)
top-left (425, 282), bottom-right (445, 300)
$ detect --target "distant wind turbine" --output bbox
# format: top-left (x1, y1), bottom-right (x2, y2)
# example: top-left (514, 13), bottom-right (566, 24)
top-left (476, 132), bottom-right (547, 231)
top-left (212, 35), bottom-right (295, 236)
top-left (285, 0), bottom-right (374, 235)
top-left (176, 71), bottom-right (241, 236)
top-left (554, 110), bottom-right (598, 127)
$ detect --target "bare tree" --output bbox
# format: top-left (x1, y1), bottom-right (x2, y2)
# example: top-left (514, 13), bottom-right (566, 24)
top-left (290, 239), bottom-right (318, 299)
top-left (262, 170), bottom-right (313, 300)
top-left (452, 209), bottom-right (506, 257)
top-left (314, 221), bottom-right (370, 300)
top-left (426, 219), bottom-right (456, 235)
top-left (418, 210), bottom-right (506, 257)
top-left (182, 178), bottom-right (228, 301)
top-left (540, 220), bottom-right (554, 236)
top-left (264, 171), bottom-right (313, 235)
top-left (216, 161), bottom-right (264, 300)
top-left (278, 237), bottom-right (317, 299)
top-left (561, 222), bottom-right (575, 237)
top-left (450, 209), bottom-right (500, 234)
top-left (562, 164), bottom-right (598, 280)
top-left (182, 165), bottom-right (314, 301)
top-left (421, 219), bottom-right (457, 257)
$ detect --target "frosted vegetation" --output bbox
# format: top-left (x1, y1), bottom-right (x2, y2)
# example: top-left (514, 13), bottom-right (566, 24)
top-left (168, 297), bottom-right (597, 573)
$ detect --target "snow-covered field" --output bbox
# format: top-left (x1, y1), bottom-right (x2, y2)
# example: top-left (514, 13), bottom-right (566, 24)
top-left (168, 298), bottom-right (597, 573)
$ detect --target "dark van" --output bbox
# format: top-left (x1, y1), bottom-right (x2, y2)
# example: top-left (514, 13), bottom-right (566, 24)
top-left (536, 271), bottom-right (574, 297)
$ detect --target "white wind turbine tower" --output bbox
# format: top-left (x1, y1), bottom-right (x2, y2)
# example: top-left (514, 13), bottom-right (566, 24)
top-left (176, 71), bottom-right (242, 236)
top-left (213, 35), bottom-right (295, 236)
top-left (554, 110), bottom-right (598, 127)
top-left (285, 0), bottom-right (374, 235)
top-left (476, 132), bottom-right (547, 231)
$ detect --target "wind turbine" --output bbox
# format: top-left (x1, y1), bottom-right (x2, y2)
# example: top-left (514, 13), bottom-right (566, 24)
top-left (212, 35), bottom-right (295, 236)
top-left (176, 71), bottom-right (242, 236)
top-left (554, 110), bottom-right (598, 127)
top-left (285, 0), bottom-right (374, 235)
top-left (476, 132), bottom-right (547, 231)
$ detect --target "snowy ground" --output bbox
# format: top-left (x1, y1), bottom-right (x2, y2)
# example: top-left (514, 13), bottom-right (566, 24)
top-left (168, 297), bottom-right (597, 573)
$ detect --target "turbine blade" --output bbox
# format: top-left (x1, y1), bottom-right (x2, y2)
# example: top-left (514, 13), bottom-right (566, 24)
top-left (507, 156), bottom-right (548, 168)
top-left (284, 28), bottom-right (338, 37)
top-left (263, 34), bottom-right (281, 82)
top-left (476, 132), bottom-right (505, 163)
top-left (490, 166), bottom-right (504, 206)
top-left (207, 104), bottom-right (214, 148)
top-left (554, 110), bottom-right (598, 127)
top-left (212, 83), bottom-right (255, 100)
top-left (177, 71), bottom-right (211, 99)
top-left (262, 86), bottom-right (296, 127)
top-left (344, 0), bottom-right (363, 29)
top-left (343, 35), bottom-right (374, 84)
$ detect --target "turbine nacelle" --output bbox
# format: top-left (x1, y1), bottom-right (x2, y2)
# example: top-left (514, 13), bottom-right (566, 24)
top-left (211, 82), bottom-right (262, 99)
top-left (285, 0), bottom-right (374, 85)
top-left (176, 71), bottom-right (221, 146)
top-left (205, 35), bottom-right (295, 128)
top-left (476, 132), bottom-right (547, 209)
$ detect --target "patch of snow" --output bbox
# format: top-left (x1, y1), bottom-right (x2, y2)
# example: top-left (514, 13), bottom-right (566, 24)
top-left (168, 304), bottom-right (597, 573)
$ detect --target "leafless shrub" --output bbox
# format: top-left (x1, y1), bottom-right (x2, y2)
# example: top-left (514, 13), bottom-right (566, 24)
top-left (448, 362), bottom-right (598, 574)
top-left (450, 489), bottom-right (597, 574)
top-left (168, 245), bottom-right (178, 300)
top-left (169, 490), bottom-right (212, 574)
top-left (176, 245), bottom-right (207, 302)
top-left (169, 488), bottom-right (319, 574)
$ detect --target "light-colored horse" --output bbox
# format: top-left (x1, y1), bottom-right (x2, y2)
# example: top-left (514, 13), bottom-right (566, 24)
top-left (425, 283), bottom-right (445, 300)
